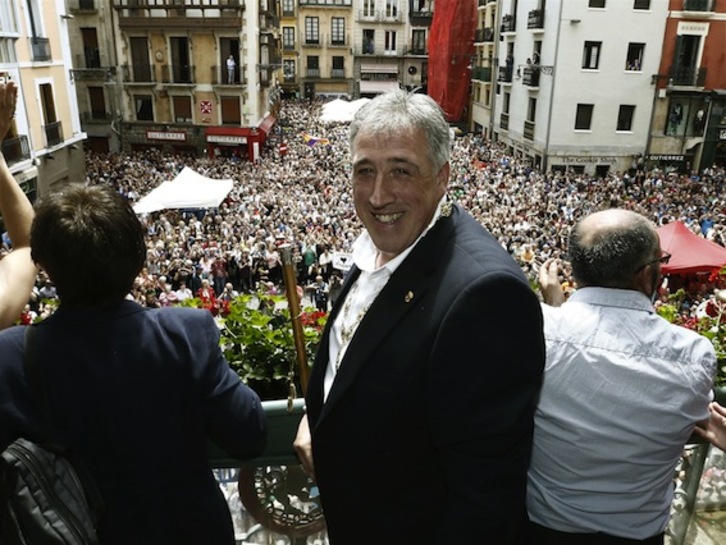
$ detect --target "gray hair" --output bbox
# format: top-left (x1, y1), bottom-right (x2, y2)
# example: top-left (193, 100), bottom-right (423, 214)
top-left (568, 209), bottom-right (660, 288)
top-left (349, 89), bottom-right (451, 171)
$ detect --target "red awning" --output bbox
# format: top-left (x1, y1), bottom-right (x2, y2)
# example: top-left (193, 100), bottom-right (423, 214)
top-left (259, 114), bottom-right (276, 134)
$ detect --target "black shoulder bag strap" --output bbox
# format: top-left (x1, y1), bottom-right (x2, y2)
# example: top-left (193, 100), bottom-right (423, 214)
top-left (23, 326), bottom-right (105, 521)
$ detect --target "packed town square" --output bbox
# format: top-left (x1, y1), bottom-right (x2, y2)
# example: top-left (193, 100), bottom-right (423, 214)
top-left (31, 97), bottom-right (723, 321)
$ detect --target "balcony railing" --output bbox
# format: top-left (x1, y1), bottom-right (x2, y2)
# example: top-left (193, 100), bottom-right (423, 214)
top-left (472, 66), bottom-right (491, 82)
top-left (527, 9), bottom-right (544, 30)
top-left (162, 64), bottom-right (195, 84)
top-left (113, 0), bottom-right (244, 29)
top-left (498, 65), bottom-right (513, 83)
top-left (306, 68), bottom-right (321, 78)
top-left (474, 27), bottom-right (495, 43)
top-left (123, 63), bottom-right (155, 83)
top-left (44, 121), bottom-right (64, 147)
top-left (404, 46), bottom-right (427, 56)
top-left (500, 112), bottom-right (509, 130)
top-left (669, 65), bottom-right (707, 87)
top-left (356, 9), bottom-right (402, 22)
top-left (501, 14), bottom-right (516, 33)
top-left (409, 9), bottom-right (433, 26)
top-left (211, 65), bottom-right (246, 85)
top-left (683, 0), bottom-right (714, 11)
top-left (81, 111), bottom-right (113, 122)
top-left (523, 66), bottom-right (540, 87)
top-left (330, 68), bottom-right (345, 78)
top-left (69, 0), bottom-right (97, 11)
top-left (524, 120), bottom-right (535, 141)
top-left (1, 136), bottom-right (30, 166)
top-left (30, 37), bottom-right (51, 62)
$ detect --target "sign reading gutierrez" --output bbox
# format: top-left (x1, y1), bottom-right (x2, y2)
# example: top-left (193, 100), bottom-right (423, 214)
top-left (146, 131), bottom-right (187, 142)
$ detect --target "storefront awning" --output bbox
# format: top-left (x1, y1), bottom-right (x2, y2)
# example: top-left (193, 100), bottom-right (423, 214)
top-left (360, 64), bottom-right (398, 74)
top-left (359, 80), bottom-right (400, 94)
top-left (259, 114), bottom-right (276, 134)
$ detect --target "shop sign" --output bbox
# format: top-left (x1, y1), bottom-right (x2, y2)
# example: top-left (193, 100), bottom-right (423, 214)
top-left (146, 131), bottom-right (186, 142)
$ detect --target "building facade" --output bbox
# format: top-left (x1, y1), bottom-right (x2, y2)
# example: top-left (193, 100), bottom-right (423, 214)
top-left (490, 0), bottom-right (669, 176)
top-left (1, 0), bottom-right (86, 198)
top-left (646, 0), bottom-right (726, 173)
top-left (471, 0), bottom-right (497, 139)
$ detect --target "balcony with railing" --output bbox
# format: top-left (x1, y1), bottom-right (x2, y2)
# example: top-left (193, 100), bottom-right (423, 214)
top-left (498, 64), bottom-right (513, 84)
top-left (501, 14), bottom-right (516, 33)
top-left (357, 9), bottom-right (402, 23)
top-left (472, 66), bottom-right (491, 83)
top-left (68, 0), bottom-right (98, 12)
top-left (474, 27), bottom-right (495, 43)
top-left (80, 111), bottom-right (113, 123)
top-left (500, 112), bottom-right (509, 130)
top-left (523, 66), bottom-right (540, 87)
top-left (330, 68), bottom-right (346, 78)
top-left (404, 46), bottom-right (427, 56)
top-left (211, 65), bottom-right (247, 86)
top-left (409, 7), bottom-right (433, 26)
top-left (1, 136), bottom-right (30, 166)
top-left (122, 63), bottom-right (156, 84)
top-left (527, 9), bottom-right (544, 30)
top-left (162, 64), bottom-right (196, 84)
top-left (30, 37), bottom-right (51, 62)
top-left (683, 0), bottom-right (715, 13)
top-left (44, 121), bottom-right (64, 148)
top-left (306, 68), bottom-right (321, 78)
top-left (669, 65), bottom-right (707, 87)
top-left (113, 0), bottom-right (244, 30)
top-left (71, 54), bottom-right (114, 82)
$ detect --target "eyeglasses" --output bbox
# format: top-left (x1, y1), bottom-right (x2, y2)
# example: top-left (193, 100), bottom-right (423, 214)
top-left (636, 251), bottom-right (671, 272)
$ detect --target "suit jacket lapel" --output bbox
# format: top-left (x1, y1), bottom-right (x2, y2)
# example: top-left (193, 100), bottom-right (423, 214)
top-left (313, 205), bottom-right (458, 427)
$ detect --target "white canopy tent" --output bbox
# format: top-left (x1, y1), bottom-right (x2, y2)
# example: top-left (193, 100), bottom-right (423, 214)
top-left (319, 98), bottom-right (370, 124)
top-left (132, 167), bottom-right (234, 214)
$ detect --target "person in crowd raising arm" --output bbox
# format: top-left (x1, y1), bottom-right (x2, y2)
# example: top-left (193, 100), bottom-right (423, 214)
top-left (294, 89), bottom-right (546, 544)
top-left (0, 81), bottom-right (37, 328)
top-left (695, 401), bottom-right (726, 452)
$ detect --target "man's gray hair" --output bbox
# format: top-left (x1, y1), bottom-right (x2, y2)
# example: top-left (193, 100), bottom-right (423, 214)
top-left (568, 210), bottom-right (660, 288)
top-left (349, 89), bottom-right (451, 171)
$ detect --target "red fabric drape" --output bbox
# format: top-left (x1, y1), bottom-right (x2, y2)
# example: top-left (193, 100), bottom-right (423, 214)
top-left (427, 0), bottom-right (477, 122)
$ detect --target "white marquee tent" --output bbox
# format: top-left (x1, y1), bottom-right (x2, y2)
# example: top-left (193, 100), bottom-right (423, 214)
top-left (320, 98), bottom-right (370, 124)
top-left (132, 167), bottom-right (234, 214)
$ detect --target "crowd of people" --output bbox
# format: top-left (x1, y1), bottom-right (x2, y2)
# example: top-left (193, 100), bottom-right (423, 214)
top-left (39, 97), bottom-right (719, 318)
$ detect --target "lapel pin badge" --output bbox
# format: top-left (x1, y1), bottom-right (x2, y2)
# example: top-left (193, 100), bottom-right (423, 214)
top-left (404, 291), bottom-right (414, 303)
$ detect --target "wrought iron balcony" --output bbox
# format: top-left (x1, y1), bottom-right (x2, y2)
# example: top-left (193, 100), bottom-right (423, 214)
top-left (527, 9), bottom-right (544, 30)
top-left (409, 8), bottom-right (433, 26)
top-left (475, 27), bottom-right (495, 43)
top-left (122, 64), bottom-right (155, 84)
top-left (211, 65), bottom-right (246, 86)
top-left (498, 65), bottom-right (513, 84)
top-left (306, 68), bottom-right (321, 78)
top-left (113, 0), bottom-right (244, 30)
top-left (30, 37), bottom-right (51, 62)
top-left (472, 66), bottom-right (491, 82)
top-left (683, 0), bottom-right (714, 12)
top-left (80, 111), bottom-right (113, 122)
top-left (44, 121), bottom-right (64, 148)
top-left (501, 14), bottom-right (516, 33)
top-left (500, 112), bottom-right (509, 130)
top-left (523, 66), bottom-right (540, 87)
top-left (1, 136), bottom-right (30, 166)
top-left (68, 0), bottom-right (98, 12)
top-left (162, 64), bottom-right (196, 84)
top-left (669, 65), bottom-right (707, 87)
top-left (330, 68), bottom-right (345, 78)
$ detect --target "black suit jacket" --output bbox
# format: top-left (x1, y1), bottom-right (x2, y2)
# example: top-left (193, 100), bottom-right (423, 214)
top-left (0, 302), bottom-right (267, 545)
top-left (306, 204), bottom-right (545, 544)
